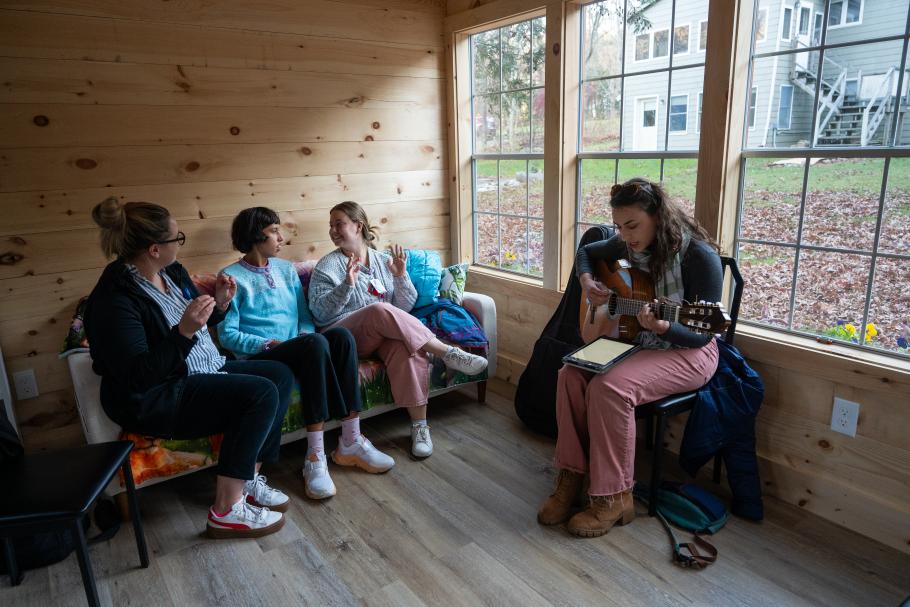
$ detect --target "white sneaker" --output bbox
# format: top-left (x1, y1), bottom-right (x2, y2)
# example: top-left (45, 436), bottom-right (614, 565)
top-left (442, 347), bottom-right (488, 376)
top-left (206, 497), bottom-right (284, 539)
top-left (303, 452), bottom-right (336, 499)
top-left (332, 435), bottom-right (395, 473)
top-left (411, 424), bottom-right (433, 458)
top-left (244, 473), bottom-right (290, 513)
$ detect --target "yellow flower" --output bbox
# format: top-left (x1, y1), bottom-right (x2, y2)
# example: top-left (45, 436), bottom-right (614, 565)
top-left (865, 323), bottom-right (877, 342)
top-left (844, 323), bottom-right (857, 337)
top-left (504, 250), bottom-right (517, 262)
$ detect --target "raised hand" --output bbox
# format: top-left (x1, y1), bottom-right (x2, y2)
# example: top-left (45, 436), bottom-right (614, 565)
top-left (214, 272), bottom-right (237, 310)
top-left (345, 253), bottom-right (361, 286)
top-left (387, 244), bottom-right (407, 277)
top-left (178, 295), bottom-right (216, 339)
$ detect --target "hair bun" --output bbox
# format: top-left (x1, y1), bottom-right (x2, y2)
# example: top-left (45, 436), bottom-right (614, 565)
top-left (91, 196), bottom-right (126, 230)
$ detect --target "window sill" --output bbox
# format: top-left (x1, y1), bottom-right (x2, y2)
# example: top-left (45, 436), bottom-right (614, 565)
top-left (469, 264), bottom-right (544, 287)
top-left (735, 324), bottom-right (910, 378)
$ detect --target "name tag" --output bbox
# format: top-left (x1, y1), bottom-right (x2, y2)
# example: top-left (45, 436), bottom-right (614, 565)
top-left (368, 278), bottom-right (387, 298)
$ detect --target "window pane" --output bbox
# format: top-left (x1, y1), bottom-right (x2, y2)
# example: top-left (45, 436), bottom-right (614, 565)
top-left (531, 17), bottom-right (546, 87)
top-left (826, 0), bottom-right (906, 42)
top-left (699, 20), bottom-right (708, 51)
top-left (739, 157), bottom-right (802, 244)
top-left (846, 0), bottom-right (861, 23)
top-left (581, 78), bottom-right (622, 151)
top-left (662, 159), bottom-right (697, 218)
top-left (867, 257), bottom-right (910, 355)
top-left (748, 86), bottom-right (757, 129)
top-left (829, 1), bottom-right (844, 26)
top-left (747, 51), bottom-right (818, 149)
top-left (793, 250), bottom-right (871, 339)
top-left (502, 90), bottom-right (531, 153)
top-left (617, 158), bottom-right (661, 184)
top-left (816, 40), bottom-right (903, 148)
top-left (754, 9), bottom-right (768, 45)
top-left (669, 67), bottom-right (704, 149)
top-left (798, 6), bottom-right (810, 36)
top-left (473, 94), bottom-right (500, 153)
top-left (669, 94), bottom-right (688, 133)
top-left (878, 158), bottom-right (910, 256)
top-left (472, 29), bottom-right (500, 94)
top-left (674, 25), bottom-right (689, 55)
top-left (738, 243), bottom-right (796, 328)
top-left (579, 159), bottom-right (615, 226)
top-left (502, 21), bottom-right (531, 91)
top-left (635, 33), bottom-right (650, 61)
top-left (529, 159), bottom-right (544, 219)
top-left (500, 216), bottom-right (529, 273)
top-left (777, 85), bottom-right (794, 130)
top-left (802, 157), bottom-right (884, 252)
top-left (529, 218), bottom-right (544, 277)
top-left (474, 159), bottom-right (498, 213)
top-left (499, 159), bottom-right (528, 216)
top-left (583, 0), bottom-right (624, 80)
top-left (653, 30), bottom-right (669, 58)
top-left (622, 72), bottom-right (669, 151)
top-left (531, 87), bottom-right (545, 152)
top-left (475, 213), bottom-right (500, 268)
top-left (781, 8), bottom-right (792, 41)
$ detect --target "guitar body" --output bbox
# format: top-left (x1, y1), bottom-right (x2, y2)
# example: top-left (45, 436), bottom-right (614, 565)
top-left (580, 260), bottom-right (655, 344)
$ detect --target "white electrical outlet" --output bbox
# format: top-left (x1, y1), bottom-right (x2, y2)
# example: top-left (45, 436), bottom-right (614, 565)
top-left (831, 397), bottom-right (859, 437)
top-left (13, 369), bottom-right (39, 400)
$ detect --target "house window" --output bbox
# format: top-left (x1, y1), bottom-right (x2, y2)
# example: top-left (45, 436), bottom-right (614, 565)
top-left (829, 0), bottom-right (863, 27)
top-left (635, 33), bottom-right (650, 61)
top-left (798, 7), bottom-right (811, 36)
top-left (470, 16), bottom-right (546, 277)
top-left (670, 95), bottom-right (688, 132)
top-left (696, 92), bottom-right (703, 132)
top-left (699, 20), bottom-right (708, 51)
top-left (755, 8), bottom-right (768, 42)
top-left (736, 0), bottom-right (910, 360)
top-left (674, 24), bottom-right (690, 55)
top-left (781, 6), bottom-right (793, 41)
top-left (653, 29), bottom-right (669, 58)
top-left (777, 85), bottom-right (793, 129)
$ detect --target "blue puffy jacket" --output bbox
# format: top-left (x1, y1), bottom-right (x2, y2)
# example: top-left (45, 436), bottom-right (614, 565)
top-left (679, 339), bottom-right (765, 521)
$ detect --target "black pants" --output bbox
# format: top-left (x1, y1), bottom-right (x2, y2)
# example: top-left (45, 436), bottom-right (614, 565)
top-left (172, 360), bottom-right (294, 480)
top-left (251, 329), bottom-right (362, 426)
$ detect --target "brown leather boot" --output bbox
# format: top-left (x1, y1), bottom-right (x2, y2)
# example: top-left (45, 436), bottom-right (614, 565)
top-left (566, 490), bottom-right (635, 537)
top-left (537, 469), bottom-right (584, 525)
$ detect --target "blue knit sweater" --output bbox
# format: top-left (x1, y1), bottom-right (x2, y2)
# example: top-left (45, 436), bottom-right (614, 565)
top-left (217, 257), bottom-right (316, 357)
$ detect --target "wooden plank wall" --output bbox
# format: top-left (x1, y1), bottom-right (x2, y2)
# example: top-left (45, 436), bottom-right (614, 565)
top-left (0, 0), bottom-right (447, 452)
top-left (467, 272), bottom-right (910, 555)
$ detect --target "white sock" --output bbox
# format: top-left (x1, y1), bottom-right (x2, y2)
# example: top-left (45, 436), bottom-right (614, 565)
top-left (306, 431), bottom-right (324, 457)
top-left (341, 417), bottom-right (361, 447)
top-left (411, 419), bottom-right (428, 428)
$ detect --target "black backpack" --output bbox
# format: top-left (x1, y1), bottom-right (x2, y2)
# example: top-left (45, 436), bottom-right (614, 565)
top-left (514, 225), bottom-right (614, 437)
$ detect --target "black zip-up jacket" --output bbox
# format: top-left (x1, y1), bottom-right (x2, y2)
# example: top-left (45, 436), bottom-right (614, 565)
top-left (83, 259), bottom-right (225, 437)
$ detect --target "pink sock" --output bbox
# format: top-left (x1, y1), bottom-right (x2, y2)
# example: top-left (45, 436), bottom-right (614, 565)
top-left (341, 416), bottom-right (361, 447)
top-left (307, 431), bottom-right (325, 457)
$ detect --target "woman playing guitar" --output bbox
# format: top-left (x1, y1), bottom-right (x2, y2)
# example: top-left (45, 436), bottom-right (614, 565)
top-left (538, 178), bottom-right (724, 538)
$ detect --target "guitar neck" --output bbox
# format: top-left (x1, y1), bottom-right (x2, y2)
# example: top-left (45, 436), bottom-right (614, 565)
top-left (610, 296), bottom-right (679, 322)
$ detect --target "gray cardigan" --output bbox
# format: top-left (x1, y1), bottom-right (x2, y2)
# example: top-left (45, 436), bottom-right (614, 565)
top-left (308, 248), bottom-right (418, 328)
top-left (576, 234), bottom-right (723, 348)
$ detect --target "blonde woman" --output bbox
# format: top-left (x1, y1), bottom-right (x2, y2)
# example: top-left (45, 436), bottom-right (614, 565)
top-left (308, 201), bottom-right (488, 458)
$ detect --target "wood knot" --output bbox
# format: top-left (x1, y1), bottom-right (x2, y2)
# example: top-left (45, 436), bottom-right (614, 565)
top-left (229, 126), bottom-right (240, 135)
top-left (56, 277), bottom-right (64, 284)
top-left (27, 330), bottom-right (37, 336)
top-left (797, 499), bottom-right (808, 507)
top-left (396, 186), bottom-right (402, 194)
top-left (364, 135), bottom-right (374, 141)
top-left (372, 121), bottom-right (381, 129)
top-left (75, 158), bottom-right (97, 170)
top-left (817, 439), bottom-right (831, 450)
top-left (380, 217), bottom-right (388, 224)
top-left (421, 145), bottom-right (434, 153)
top-left (345, 96), bottom-right (364, 107)
top-left (10, 236), bottom-right (26, 246)
top-left (300, 147), bottom-right (312, 155)
top-left (308, 246), bottom-right (316, 252)
top-left (552, 42), bottom-right (560, 55)
top-left (185, 161), bottom-right (200, 172)
top-left (176, 81), bottom-right (191, 92)
top-left (33, 115), bottom-right (50, 127)
top-left (358, 153), bottom-right (365, 158)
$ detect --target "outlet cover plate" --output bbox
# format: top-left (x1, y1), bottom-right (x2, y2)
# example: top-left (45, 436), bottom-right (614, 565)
top-left (831, 397), bottom-right (859, 437)
top-left (13, 369), bottom-right (39, 400)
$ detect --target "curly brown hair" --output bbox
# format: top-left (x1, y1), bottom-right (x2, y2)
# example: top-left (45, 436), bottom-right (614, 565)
top-left (609, 177), bottom-right (718, 278)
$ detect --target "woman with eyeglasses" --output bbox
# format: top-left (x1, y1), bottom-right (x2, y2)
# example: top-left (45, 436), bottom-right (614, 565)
top-left (537, 178), bottom-right (723, 538)
top-left (84, 197), bottom-right (294, 539)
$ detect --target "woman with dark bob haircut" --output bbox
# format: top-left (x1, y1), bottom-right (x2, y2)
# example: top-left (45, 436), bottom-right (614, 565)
top-left (219, 207), bottom-right (395, 502)
top-left (84, 198), bottom-right (293, 539)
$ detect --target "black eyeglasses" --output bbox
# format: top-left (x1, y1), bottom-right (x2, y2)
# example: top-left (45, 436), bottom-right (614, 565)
top-left (158, 231), bottom-right (186, 246)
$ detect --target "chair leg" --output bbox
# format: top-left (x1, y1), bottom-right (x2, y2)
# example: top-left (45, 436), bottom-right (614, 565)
top-left (114, 492), bottom-right (131, 523)
top-left (644, 415), bottom-right (654, 450)
top-left (2, 537), bottom-right (22, 587)
top-left (648, 414), bottom-right (668, 517)
top-left (712, 453), bottom-right (723, 484)
top-left (121, 460), bottom-right (149, 569)
top-left (476, 380), bottom-right (487, 404)
top-left (73, 517), bottom-right (101, 607)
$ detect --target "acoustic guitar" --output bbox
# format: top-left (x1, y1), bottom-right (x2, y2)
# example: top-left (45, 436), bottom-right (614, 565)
top-left (579, 259), bottom-right (730, 345)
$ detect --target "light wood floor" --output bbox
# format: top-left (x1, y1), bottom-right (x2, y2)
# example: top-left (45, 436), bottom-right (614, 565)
top-left (4, 384), bottom-right (909, 607)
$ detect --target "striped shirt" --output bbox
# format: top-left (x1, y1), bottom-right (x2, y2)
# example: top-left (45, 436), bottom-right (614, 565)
top-left (128, 265), bottom-right (226, 375)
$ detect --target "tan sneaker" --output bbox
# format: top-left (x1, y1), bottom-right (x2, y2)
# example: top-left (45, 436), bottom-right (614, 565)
top-left (537, 469), bottom-right (584, 526)
top-left (567, 490), bottom-right (635, 538)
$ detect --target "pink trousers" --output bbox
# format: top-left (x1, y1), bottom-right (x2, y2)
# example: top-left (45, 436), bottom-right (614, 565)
top-left (555, 338), bottom-right (719, 495)
top-left (331, 303), bottom-right (435, 407)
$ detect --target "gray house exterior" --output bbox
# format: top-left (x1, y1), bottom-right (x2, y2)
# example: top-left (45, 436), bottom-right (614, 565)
top-left (620, 0), bottom-right (910, 151)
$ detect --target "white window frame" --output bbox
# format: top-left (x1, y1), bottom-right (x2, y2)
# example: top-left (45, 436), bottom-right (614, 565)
top-left (780, 5), bottom-right (793, 42)
top-left (634, 32), bottom-right (651, 62)
top-left (777, 84), bottom-right (793, 130)
top-left (798, 6), bottom-right (811, 36)
top-left (674, 23), bottom-right (691, 56)
top-left (828, 0), bottom-right (864, 29)
top-left (748, 86), bottom-right (757, 129)
top-left (755, 8), bottom-right (768, 43)
top-left (669, 93), bottom-right (689, 133)
top-left (653, 28), bottom-right (670, 59)
top-left (696, 91), bottom-right (704, 133)
top-left (699, 19), bottom-right (709, 51)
